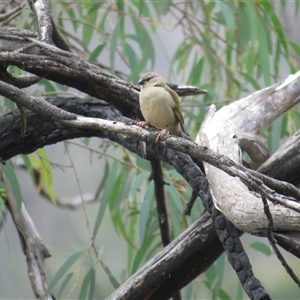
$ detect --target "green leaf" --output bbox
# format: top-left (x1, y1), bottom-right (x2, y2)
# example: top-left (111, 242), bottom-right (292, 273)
top-left (78, 270), bottom-right (89, 299)
top-left (151, 0), bottom-right (171, 16)
top-left (239, 72), bottom-right (261, 90)
top-left (0, 195), bottom-right (6, 212)
top-left (289, 41), bottom-right (300, 58)
top-left (16, 3), bottom-right (31, 29)
top-left (127, 199), bottom-right (138, 270)
top-left (79, 268), bottom-right (95, 300)
top-left (139, 182), bottom-right (154, 243)
top-left (89, 43), bottom-right (106, 62)
top-left (189, 56), bottom-right (204, 86)
top-left (168, 195), bottom-right (182, 238)
top-left (274, 41), bottom-right (281, 78)
top-left (205, 263), bottom-right (216, 284)
top-left (117, 0), bottom-right (124, 11)
top-left (131, 17), bottom-right (155, 68)
top-left (110, 19), bottom-right (123, 73)
top-left (82, 8), bottom-right (97, 47)
top-left (131, 171), bottom-right (151, 197)
top-left (236, 4), bottom-right (252, 51)
top-left (212, 254), bottom-right (225, 292)
top-left (47, 250), bottom-right (83, 293)
top-left (37, 148), bottom-right (56, 204)
top-left (131, 234), bottom-right (156, 274)
top-left (236, 281), bottom-right (244, 300)
top-left (111, 211), bottom-right (135, 248)
top-left (131, 0), bottom-right (151, 18)
top-left (270, 115), bottom-right (283, 153)
top-left (39, 79), bottom-right (56, 93)
top-left (271, 13), bottom-right (288, 56)
top-left (93, 161), bottom-right (119, 237)
top-left (99, 8), bottom-right (110, 33)
top-left (144, 212), bottom-right (159, 237)
top-left (250, 242), bottom-right (272, 256)
top-left (57, 272), bottom-right (74, 299)
top-left (166, 184), bottom-right (183, 212)
top-left (216, 288), bottom-right (231, 299)
top-left (94, 161), bottom-right (109, 200)
top-left (88, 268), bottom-right (95, 300)
top-left (108, 171), bottom-right (124, 213)
top-left (122, 42), bottom-right (139, 80)
top-left (1, 163), bottom-right (23, 210)
top-left (219, 2), bottom-right (236, 32)
top-left (173, 41), bottom-right (194, 73)
top-left (61, 3), bottom-right (78, 31)
top-left (257, 24), bottom-right (271, 86)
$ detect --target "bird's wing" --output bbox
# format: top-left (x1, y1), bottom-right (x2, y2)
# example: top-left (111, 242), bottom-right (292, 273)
top-left (164, 86), bottom-right (185, 132)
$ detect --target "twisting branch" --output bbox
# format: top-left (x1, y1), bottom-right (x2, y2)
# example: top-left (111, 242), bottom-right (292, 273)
top-left (58, 115), bottom-right (300, 223)
top-left (0, 98), bottom-right (299, 298)
top-left (261, 195), bottom-right (300, 288)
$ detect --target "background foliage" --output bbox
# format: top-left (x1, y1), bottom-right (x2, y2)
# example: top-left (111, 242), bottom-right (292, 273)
top-left (1, 1), bottom-right (300, 299)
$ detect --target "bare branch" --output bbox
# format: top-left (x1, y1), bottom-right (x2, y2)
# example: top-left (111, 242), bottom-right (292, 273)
top-left (3, 174), bottom-right (53, 299)
top-left (0, 26), bottom-right (38, 38)
top-left (0, 45), bottom-right (140, 118)
top-left (0, 98), bottom-right (298, 297)
top-left (0, 3), bottom-right (25, 23)
top-left (198, 71), bottom-right (300, 233)
top-left (261, 195), bottom-right (300, 288)
top-left (0, 79), bottom-right (76, 120)
top-left (28, 0), bottom-right (53, 43)
top-left (259, 129), bottom-right (300, 187)
top-left (57, 115), bottom-right (300, 228)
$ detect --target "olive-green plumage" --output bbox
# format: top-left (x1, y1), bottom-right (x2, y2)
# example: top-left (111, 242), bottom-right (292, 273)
top-left (138, 72), bottom-right (185, 136)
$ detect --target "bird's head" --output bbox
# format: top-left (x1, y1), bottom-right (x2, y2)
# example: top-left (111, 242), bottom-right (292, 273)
top-left (138, 72), bottom-right (166, 89)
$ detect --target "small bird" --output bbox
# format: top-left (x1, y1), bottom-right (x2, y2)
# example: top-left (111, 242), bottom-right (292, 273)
top-left (137, 72), bottom-right (185, 140)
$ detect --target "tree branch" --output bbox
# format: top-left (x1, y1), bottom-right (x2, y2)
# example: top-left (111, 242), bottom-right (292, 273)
top-left (1, 98), bottom-right (299, 298)
top-left (3, 173), bottom-right (53, 299)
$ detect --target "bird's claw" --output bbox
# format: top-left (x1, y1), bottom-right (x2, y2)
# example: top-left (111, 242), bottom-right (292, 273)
top-left (155, 129), bottom-right (168, 142)
top-left (137, 121), bottom-right (150, 128)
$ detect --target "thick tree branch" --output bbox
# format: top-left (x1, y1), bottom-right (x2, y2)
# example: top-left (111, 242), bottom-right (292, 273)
top-left (28, 0), bottom-right (53, 44)
top-left (198, 71), bottom-right (300, 232)
top-left (0, 80), bottom-right (76, 121)
top-left (0, 45), bottom-right (140, 118)
top-left (0, 98), bottom-right (299, 298)
top-left (259, 129), bottom-right (300, 187)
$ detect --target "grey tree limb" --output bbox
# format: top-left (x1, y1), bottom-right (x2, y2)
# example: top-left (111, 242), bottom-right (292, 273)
top-left (0, 98), bottom-right (299, 298)
top-left (2, 175), bottom-right (53, 299)
top-left (198, 71), bottom-right (300, 233)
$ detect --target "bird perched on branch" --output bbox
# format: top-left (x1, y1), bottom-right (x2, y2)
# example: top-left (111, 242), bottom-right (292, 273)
top-left (137, 72), bottom-right (185, 141)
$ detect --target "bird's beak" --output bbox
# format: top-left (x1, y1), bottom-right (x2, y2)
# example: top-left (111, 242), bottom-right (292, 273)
top-left (138, 78), bottom-right (145, 85)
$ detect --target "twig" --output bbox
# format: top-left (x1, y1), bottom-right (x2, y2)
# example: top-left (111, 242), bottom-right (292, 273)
top-left (261, 195), bottom-right (300, 288)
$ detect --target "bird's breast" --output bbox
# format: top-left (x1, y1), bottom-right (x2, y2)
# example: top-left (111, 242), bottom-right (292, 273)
top-left (139, 87), bottom-right (180, 134)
